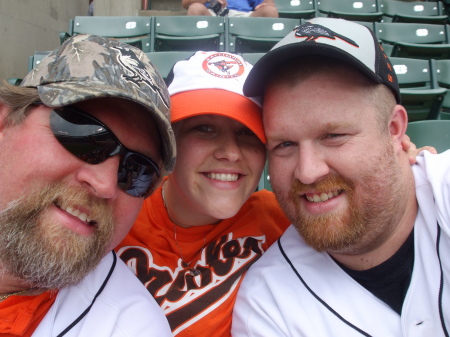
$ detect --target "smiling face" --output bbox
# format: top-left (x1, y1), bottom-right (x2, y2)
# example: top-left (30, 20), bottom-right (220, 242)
top-left (166, 114), bottom-right (266, 227)
top-left (264, 62), bottom-right (412, 256)
top-left (0, 97), bottom-right (162, 288)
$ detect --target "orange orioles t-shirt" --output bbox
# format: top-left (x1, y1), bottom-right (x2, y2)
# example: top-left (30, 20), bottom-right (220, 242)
top-left (116, 181), bottom-right (290, 337)
top-left (0, 291), bottom-right (56, 337)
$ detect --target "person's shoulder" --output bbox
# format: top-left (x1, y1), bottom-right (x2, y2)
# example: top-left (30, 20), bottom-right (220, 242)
top-left (90, 254), bottom-right (172, 334)
top-left (249, 225), bottom-right (318, 272)
top-left (244, 189), bottom-right (289, 220)
top-left (243, 189), bottom-right (290, 230)
top-left (247, 189), bottom-right (279, 205)
top-left (413, 150), bottom-right (450, 186)
top-left (51, 253), bottom-right (172, 336)
top-left (78, 253), bottom-right (158, 309)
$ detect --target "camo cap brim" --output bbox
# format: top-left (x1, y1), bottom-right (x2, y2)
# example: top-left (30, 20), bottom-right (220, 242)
top-left (243, 18), bottom-right (400, 104)
top-left (20, 34), bottom-right (176, 173)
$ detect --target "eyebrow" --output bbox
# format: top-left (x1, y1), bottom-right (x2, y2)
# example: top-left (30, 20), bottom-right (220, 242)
top-left (322, 121), bottom-right (354, 132)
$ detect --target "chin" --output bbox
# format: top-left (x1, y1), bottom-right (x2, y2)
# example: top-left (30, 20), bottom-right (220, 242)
top-left (209, 207), bottom-right (241, 221)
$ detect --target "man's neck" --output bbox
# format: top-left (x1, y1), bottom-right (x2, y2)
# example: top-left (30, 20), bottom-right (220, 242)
top-left (0, 264), bottom-right (41, 296)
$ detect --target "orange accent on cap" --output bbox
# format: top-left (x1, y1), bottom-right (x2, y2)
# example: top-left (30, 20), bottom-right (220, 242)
top-left (171, 89), bottom-right (266, 143)
top-left (388, 74), bottom-right (393, 83)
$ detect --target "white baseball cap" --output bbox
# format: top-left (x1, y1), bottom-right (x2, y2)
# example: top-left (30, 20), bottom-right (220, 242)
top-left (167, 51), bottom-right (266, 143)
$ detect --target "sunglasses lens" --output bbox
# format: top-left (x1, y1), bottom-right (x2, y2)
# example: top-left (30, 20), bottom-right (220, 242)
top-left (50, 109), bottom-right (119, 164)
top-left (118, 152), bottom-right (160, 198)
top-left (50, 107), bottom-right (160, 198)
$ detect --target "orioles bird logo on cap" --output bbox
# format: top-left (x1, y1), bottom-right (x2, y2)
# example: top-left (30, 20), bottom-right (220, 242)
top-left (294, 23), bottom-right (359, 47)
top-left (202, 53), bottom-right (245, 79)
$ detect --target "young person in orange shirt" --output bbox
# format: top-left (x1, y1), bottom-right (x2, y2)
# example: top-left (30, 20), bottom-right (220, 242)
top-left (116, 51), bottom-right (289, 337)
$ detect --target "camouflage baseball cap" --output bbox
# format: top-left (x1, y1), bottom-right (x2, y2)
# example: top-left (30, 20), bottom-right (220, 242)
top-left (21, 34), bottom-right (176, 172)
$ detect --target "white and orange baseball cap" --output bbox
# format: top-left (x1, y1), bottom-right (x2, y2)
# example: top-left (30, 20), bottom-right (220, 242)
top-left (167, 51), bottom-right (266, 143)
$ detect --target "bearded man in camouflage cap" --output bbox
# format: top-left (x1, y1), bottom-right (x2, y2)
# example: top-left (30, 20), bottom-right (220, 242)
top-left (0, 34), bottom-right (175, 336)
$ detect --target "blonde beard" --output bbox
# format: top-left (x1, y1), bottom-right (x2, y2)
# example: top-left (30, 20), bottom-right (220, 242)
top-left (0, 183), bottom-right (115, 289)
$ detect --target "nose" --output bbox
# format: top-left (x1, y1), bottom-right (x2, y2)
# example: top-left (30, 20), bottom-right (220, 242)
top-left (76, 156), bottom-right (120, 199)
top-left (294, 144), bottom-right (330, 185)
top-left (213, 133), bottom-right (242, 162)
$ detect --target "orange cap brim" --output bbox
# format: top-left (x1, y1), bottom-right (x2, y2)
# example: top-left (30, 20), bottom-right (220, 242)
top-left (170, 89), bottom-right (266, 143)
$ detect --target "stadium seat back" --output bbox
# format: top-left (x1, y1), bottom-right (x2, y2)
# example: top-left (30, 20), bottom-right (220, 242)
top-left (60, 16), bottom-right (153, 52)
top-left (227, 17), bottom-right (300, 53)
top-left (391, 57), bottom-right (446, 121)
top-left (154, 16), bottom-right (226, 52)
top-left (380, 0), bottom-right (448, 24)
top-left (406, 120), bottom-right (450, 153)
top-left (273, 0), bottom-right (317, 19)
top-left (317, 0), bottom-right (383, 22)
top-left (375, 22), bottom-right (450, 59)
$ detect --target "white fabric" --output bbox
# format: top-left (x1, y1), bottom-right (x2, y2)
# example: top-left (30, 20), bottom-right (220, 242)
top-left (168, 51), bottom-right (261, 106)
top-left (232, 150), bottom-right (450, 337)
top-left (207, 9), bottom-right (253, 17)
top-left (32, 252), bottom-right (172, 337)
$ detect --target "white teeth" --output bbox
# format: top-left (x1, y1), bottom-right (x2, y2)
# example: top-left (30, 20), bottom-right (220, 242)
top-left (306, 191), bottom-right (340, 203)
top-left (206, 173), bottom-right (239, 182)
top-left (64, 206), bottom-right (91, 223)
top-left (320, 192), bottom-right (329, 201)
top-left (79, 213), bottom-right (88, 222)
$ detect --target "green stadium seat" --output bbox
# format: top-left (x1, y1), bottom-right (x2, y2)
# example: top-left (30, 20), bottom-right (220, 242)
top-left (353, 20), bottom-right (376, 32)
top-left (60, 16), bottom-right (154, 52)
top-left (391, 57), bottom-right (447, 121)
top-left (6, 50), bottom-right (52, 86)
top-left (380, 0), bottom-right (448, 24)
top-left (375, 22), bottom-right (450, 59)
top-left (440, 111), bottom-right (450, 120)
top-left (240, 52), bottom-right (266, 65)
top-left (7, 78), bottom-right (22, 86)
top-left (153, 16), bottom-right (226, 52)
top-left (258, 161), bottom-right (272, 192)
top-left (226, 17), bottom-right (300, 53)
top-left (273, 0), bottom-right (317, 19)
top-left (434, 59), bottom-right (450, 119)
top-left (406, 120), bottom-right (450, 153)
top-left (145, 51), bottom-right (194, 80)
top-left (316, 0), bottom-right (383, 22)
top-left (28, 51), bottom-right (52, 72)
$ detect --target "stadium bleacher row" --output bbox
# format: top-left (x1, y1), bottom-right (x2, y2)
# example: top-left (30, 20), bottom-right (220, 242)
top-left (277, 0), bottom-right (449, 23)
top-left (20, 11), bottom-right (450, 121)
top-left (8, 1), bottom-right (450, 192)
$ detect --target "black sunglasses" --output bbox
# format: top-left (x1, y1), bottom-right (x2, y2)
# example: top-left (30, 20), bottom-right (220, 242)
top-left (49, 106), bottom-right (161, 198)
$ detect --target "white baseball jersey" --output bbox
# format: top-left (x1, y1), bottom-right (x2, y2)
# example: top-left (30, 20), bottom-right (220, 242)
top-left (32, 251), bottom-right (172, 337)
top-left (232, 150), bottom-right (450, 337)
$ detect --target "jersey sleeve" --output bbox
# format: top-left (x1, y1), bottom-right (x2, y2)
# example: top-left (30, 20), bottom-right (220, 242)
top-left (231, 264), bottom-right (290, 337)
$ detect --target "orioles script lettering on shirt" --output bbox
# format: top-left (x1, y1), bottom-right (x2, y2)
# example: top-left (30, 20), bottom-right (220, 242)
top-left (118, 233), bottom-right (266, 332)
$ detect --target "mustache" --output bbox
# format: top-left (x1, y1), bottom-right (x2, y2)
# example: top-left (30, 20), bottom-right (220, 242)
top-left (289, 174), bottom-right (354, 197)
top-left (4, 182), bottom-right (113, 228)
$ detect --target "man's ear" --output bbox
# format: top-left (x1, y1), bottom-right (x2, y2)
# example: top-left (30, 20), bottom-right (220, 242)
top-left (389, 104), bottom-right (408, 153)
